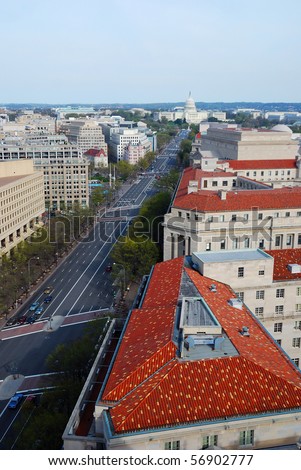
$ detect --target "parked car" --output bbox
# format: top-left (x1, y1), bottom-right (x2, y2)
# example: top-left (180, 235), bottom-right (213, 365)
top-left (29, 301), bottom-right (39, 311)
top-left (35, 306), bottom-right (44, 316)
top-left (43, 286), bottom-right (53, 295)
top-left (44, 295), bottom-right (52, 303)
top-left (6, 318), bottom-right (18, 327)
top-left (8, 393), bottom-right (24, 409)
top-left (17, 315), bottom-right (27, 325)
top-left (26, 315), bottom-right (36, 324)
top-left (105, 265), bottom-right (112, 272)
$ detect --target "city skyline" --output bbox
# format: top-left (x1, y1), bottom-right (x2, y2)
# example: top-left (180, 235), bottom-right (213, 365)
top-left (1, 0), bottom-right (301, 104)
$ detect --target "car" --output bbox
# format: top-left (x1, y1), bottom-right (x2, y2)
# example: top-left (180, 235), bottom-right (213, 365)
top-left (44, 295), bottom-right (52, 303)
top-left (105, 265), bottom-right (112, 272)
top-left (6, 318), bottom-right (18, 327)
top-left (29, 301), bottom-right (39, 311)
top-left (35, 306), bottom-right (44, 316)
top-left (43, 286), bottom-right (53, 295)
top-left (17, 315), bottom-right (27, 325)
top-left (8, 393), bottom-right (24, 409)
top-left (26, 315), bottom-right (36, 324)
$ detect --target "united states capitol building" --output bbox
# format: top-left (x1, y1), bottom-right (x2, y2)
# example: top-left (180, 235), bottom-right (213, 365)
top-left (153, 93), bottom-right (226, 124)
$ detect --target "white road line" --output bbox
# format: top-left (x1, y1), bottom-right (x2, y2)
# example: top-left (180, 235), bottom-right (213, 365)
top-left (79, 305), bottom-right (85, 313)
top-left (51, 222), bottom-right (127, 318)
top-left (89, 292), bottom-right (93, 296)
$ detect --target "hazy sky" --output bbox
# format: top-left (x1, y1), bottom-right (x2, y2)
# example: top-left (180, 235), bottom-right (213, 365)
top-left (1, 0), bottom-right (300, 104)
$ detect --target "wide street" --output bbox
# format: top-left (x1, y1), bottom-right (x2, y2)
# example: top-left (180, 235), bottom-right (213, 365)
top-left (0, 135), bottom-right (184, 441)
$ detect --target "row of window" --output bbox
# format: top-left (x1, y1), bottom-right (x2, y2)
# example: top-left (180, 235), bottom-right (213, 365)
top-left (254, 305), bottom-right (301, 315)
top-left (165, 430), bottom-right (255, 450)
top-left (255, 288), bottom-right (285, 300)
top-left (274, 321), bottom-right (301, 332)
top-left (177, 211), bottom-right (301, 223)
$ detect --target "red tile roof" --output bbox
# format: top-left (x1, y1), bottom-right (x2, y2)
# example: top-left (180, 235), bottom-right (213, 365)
top-left (174, 186), bottom-right (301, 212)
top-left (100, 258), bottom-right (301, 434)
top-left (266, 248), bottom-right (301, 281)
top-left (84, 148), bottom-right (106, 157)
top-left (220, 160), bottom-right (296, 170)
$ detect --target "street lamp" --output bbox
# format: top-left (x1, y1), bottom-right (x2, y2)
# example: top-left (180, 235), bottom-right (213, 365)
top-left (113, 262), bottom-right (126, 295)
top-left (27, 256), bottom-right (40, 291)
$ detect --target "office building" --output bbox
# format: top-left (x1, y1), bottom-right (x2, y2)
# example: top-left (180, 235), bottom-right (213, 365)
top-left (0, 160), bottom-right (45, 256)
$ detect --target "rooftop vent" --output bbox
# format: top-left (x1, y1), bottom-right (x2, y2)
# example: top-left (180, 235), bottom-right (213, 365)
top-left (228, 298), bottom-right (243, 309)
top-left (241, 326), bottom-right (250, 337)
top-left (287, 264), bottom-right (301, 274)
top-left (210, 284), bottom-right (217, 292)
top-left (218, 190), bottom-right (227, 200)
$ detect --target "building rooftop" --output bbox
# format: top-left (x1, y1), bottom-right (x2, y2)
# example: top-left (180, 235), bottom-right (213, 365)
top-left (193, 249), bottom-right (272, 264)
top-left (99, 257), bottom-right (301, 435)
top-left (0, 174), bottom-right (30, 188)
top-left (174, 171), bottom-right (301, 211)
top-left (220, 159), bottom-right (297, 170)
top-left (266, 248), bottom-right (301, 281)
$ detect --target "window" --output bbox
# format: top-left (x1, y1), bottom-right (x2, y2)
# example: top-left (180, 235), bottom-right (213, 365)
top-left (222, 181), bottom-right (228, 186)
top-left (220, 239), bottom-right (226, 250)
top-left (292, 338), bottom-right (301, 348)
top-left (259, 239), bottom-right (265, 249)
top-left (239, 430), bottom-right (254, 446)
top-left (186, 213), bottom-right (190, 220)
top-left (286, 235), bottom-right (293, 246)
top-left (238, 267), bottom-right (244, 278)
top-left (285, 212), bottom-right (290, 217)
top-left (212, 181), bottom-right (218, 187)
top-left (231, 214), bottom-right (237, 221)
top-left (294, 321), bottom-right (301, 330)
top-left (274, 212), bottom-right (279, 218)
top-left (219, 215), bottom-right (225, 222)
top-left (206, 242), bottom-right (211, 251)
top-left (297, 287), bottom-right (301, 296)
top-left (276, 288), bottom-right (285, 298)
top-left (258, 269), bottom-right (265, 276)
top-left (164, 441), bottom-right (180, 450)
top-left (207, 216), bottom-right (213, 223)
top-left (276, 339), bottom-right (282, 346)
top-left (243, 214), bottom-right (249, 221)
top-left (292, 358), bottom-right (300, 367)
top-left (236, 292), bottom-right (244, 302)
top-left (178, 211), bottom-right (182, 218)
top-left (297, 212), bottom-right (301, 217)
top-left (296, 304), bottom-right (301, 312)
top-left (255, 307), bottom-right (264, 315)
top-left (275, 235), bottom-right (281, 247)
top-left (202, 435), bottom-right (218, 449)
top-left (274, 322), bottom-right (283, 332)
top-left (258, 213), bottom-right (263, 220)
top-left (256, 290), bottom-right (265, 299)
top-left (275, 305), bottom-right (284, 314)
top-left (232, 238), bottom-right (238, 249)
top-left (244, 238), bottom-right (250, 248)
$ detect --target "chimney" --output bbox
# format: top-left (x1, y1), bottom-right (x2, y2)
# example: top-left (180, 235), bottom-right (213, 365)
top-left (218, 190), bottom-right (227, 200)
top-left (188, 180), bottom-right (198, 194)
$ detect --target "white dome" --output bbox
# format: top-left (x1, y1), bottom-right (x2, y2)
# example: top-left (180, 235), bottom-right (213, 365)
top-left (184, 92), bottom-right (197, 113)
top-left (272, 124), bottom-right (293, 133)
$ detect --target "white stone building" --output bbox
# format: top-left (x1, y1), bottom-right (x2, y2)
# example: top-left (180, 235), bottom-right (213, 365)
top-left (60, 120), bottom-right (108, 155)
top-left (163, 167), bottom-right (301, 260)
top-left (201, 125), bottom-right (299, 161)
top-left (109, 128), bottom-right (152, 161)
top-left (0, 144), bottom-right (89, 210)
top-left (192, 248), bottom-right (301, 367)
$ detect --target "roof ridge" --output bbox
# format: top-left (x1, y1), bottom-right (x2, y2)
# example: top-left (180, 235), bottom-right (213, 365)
top-left (113, 359), bottom-right (178, 432)
top-left (103, 340), bottom-right (177, 401)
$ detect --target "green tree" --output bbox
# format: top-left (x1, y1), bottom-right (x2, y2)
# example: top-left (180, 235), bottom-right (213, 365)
top-left (154, 169), bottom-right (180, 193)
top-left (111, 235), bottom-right (159, 282)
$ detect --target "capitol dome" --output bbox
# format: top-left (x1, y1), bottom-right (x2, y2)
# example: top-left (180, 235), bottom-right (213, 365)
top-left (184, 92), bottom-right (197, 114)
top-left (271, 124), bottom-right (293, 133)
